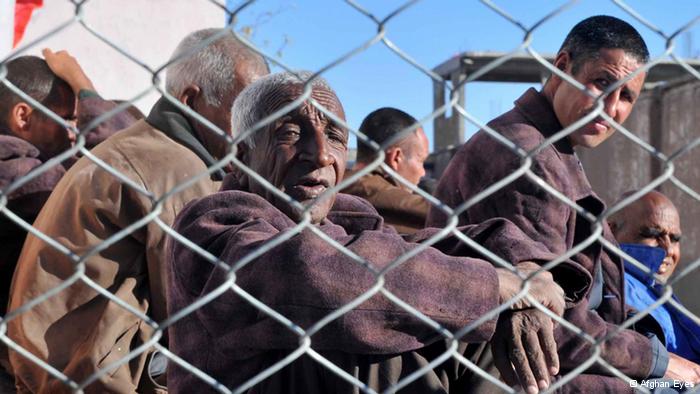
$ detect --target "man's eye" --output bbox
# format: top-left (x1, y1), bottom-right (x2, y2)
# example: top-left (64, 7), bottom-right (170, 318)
top-left (671, 234), bottom-right (682, 243)
top-left (279, 125), bottom-right (300, 138)
top-left (326, 128), bottom-right (347, 144)
top-left (595, 79), bottom-right (610, 89)
top-left (621, 92), bottom-right (634, 103)
top-left (639, 228), bottom-right (661, 238)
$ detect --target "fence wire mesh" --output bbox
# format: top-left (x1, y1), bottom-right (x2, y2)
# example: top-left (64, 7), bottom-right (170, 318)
top-left (0, 0), bottom-right (699, 393)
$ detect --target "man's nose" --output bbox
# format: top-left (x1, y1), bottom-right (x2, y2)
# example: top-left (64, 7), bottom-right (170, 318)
top-left (603, 90), bottom-right (621, 119)
top-left (300, 130), bottom-right (333, 167)
top-left (658, 234), bottom-right (673, 256)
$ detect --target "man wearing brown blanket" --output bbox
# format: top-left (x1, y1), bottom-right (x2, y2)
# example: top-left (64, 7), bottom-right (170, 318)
top-left (164, 71), bottom-right (591, 394)
top-left (428, 15), bottom-right (700, 391)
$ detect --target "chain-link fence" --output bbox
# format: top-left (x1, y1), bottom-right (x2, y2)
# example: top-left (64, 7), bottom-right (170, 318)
top-left (1, 0), bottom-right (700, 393)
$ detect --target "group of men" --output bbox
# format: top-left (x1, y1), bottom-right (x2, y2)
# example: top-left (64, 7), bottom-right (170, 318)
top-left (0, 14), bottom-right (698, 394)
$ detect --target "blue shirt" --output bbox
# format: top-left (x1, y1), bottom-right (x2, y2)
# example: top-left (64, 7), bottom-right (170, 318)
top-left (623, 243), bottom-right (700, 363)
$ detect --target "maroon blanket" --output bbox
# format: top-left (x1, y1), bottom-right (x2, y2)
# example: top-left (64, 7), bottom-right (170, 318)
top-left (166, 174), bottom-right (581, 393)
top-left (0, 135), bottom-right (64, 315)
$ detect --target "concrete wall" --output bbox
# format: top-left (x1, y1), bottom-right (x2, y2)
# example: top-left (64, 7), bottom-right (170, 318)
top-left (579, 77), bottom-right (700, 314)
top-left (17, 0), bottom-right (225, 113)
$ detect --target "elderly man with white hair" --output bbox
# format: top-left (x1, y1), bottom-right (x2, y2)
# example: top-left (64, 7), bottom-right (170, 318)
top-left (165, 71), bottom-right (579, 394)
top-left (7, 28), bottom-right (268, 393)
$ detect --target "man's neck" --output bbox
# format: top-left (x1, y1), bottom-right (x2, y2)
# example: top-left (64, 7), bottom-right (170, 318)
top-left (539, 81), bottom-right (577, 148)
top-left (541, 80), bottom-right (556, 107)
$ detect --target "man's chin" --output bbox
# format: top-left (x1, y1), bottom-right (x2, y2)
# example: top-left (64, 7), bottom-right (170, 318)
top-left (570, 131), bottom-right (613, 149)
top-left (282, 198), bottom-right (335, 224)
top-left (656, 263), bottom-right (676, 283)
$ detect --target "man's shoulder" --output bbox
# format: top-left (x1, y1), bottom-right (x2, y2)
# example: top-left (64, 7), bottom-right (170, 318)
top-left (436, 103), bottom-right (570, 204)
top-left (451, 104), bottom-right (566, 176)
top-left (342, 169), bottom-right (396, 199)
top-left (177, 187), bottom-right (296, 230)
top-left (0, 134), bottom-right (41, 162)
top-left (90, 120), bottom-right (194, 162)
top-left (0, 135), bottom-right (65, 193)
top-left (188, 188), bottom-right (381, 220)
top-left (71, 120), bottom-right (211, 184)
top-left (333, 192), bottom-right (380, 214)
top-left (443, 109), bottom-right (541, 179)
top-left (469, 107), bottom-right (546, 155)
top-left (0, 135), bottom-right (43, 180)
top-left (327, 193), bottom-right (386, 233)
top-left (182, 188), bottom-right (270, 217)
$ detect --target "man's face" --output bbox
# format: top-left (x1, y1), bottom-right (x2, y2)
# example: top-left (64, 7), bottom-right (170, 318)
top-left (244, 83), bottom-right (348, 224)
top-left (22, 88), bottom-right (77, 160)
top-left (550, 48), bottom-right (646, 148)
top-left (392, 127), bottom-right (429, 188)
top-left (614, 194), bottom-right (682, 281)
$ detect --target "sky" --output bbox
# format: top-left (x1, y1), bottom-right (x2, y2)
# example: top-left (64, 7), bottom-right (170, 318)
top-left (225, 0), bottom-right (699, 150)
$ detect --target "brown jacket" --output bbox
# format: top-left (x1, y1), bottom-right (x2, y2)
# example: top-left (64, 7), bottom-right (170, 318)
top-left (342, 168), bottom-right (429, 233)
top-left (7, 98), bottom-right (220, 393)
top-left (428, 88), bottom-right (662, 391)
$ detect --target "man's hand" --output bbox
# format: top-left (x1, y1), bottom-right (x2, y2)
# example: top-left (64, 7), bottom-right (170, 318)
top-left (42, 48), bottom-right (96, 94)
top-left (492, 309), bottom-right (559, 394)
top-left (665, 352), bottom-right (700, 383)
top-left (496, 262), bottom-right (566, 316)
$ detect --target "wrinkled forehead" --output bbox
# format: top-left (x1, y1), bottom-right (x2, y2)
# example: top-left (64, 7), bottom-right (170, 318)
top-left (261, 83), bottom-right (345, 120)
top-left (648, 200), bottom-right (681, 230)
top-left (628, 195), bottom-right (681, 231)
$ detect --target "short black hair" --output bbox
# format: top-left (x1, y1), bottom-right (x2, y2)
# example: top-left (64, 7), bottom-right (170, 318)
top-left (560, 15), bottom-right (649, 74)
top-left (356, 107), bottom-right (419, 164)
top-left (0, 56), bottom-right (72, 131)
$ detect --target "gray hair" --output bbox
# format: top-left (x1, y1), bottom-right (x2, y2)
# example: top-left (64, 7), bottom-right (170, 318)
top-left (165, 28), bottom-right (266, 107)
top-left (231, 71), bottom-right (335, 149)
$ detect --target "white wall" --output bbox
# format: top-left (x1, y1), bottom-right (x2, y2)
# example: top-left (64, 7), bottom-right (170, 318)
top-left (0, 0), bottom-right (16, 58)
top-left (19, 0), bottom-right (225, 113)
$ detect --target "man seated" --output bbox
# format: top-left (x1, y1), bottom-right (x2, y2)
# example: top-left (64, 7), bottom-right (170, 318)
top-left (427, 15), bottom-right (700, 389)
top-left (610, 190), bottom-right (700, 363)
top-left (0, 49), bottom-right (137, 314)
top-left (167, 72), bottom-right (576, 394)
top-left (343, 107), bottom-right (430, 233)
top-left (7, 30), bottom-right (268, 393)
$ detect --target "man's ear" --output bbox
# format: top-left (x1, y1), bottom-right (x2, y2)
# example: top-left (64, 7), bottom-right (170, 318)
top-left (178, 85), bottom-right (201, 109)
top-left (8, 102), bottom-right (33, 136)
top-left (553, 51), bottom-right (571, 73)
top-left (235, 142), bottom-right (248, 163)
top-left (233, 142), bottom-right (250, 187)
top-left (543, 51), bottom-right (571, 95)
top-left (608, 220), bottom-right (619, 236)
top-left (385, 147), bottom-right (402, 172)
